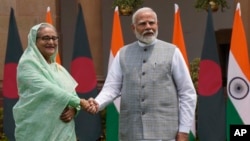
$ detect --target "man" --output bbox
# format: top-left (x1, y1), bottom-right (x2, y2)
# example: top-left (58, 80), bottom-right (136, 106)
top-left (88, 7), bottom-right (197, 141)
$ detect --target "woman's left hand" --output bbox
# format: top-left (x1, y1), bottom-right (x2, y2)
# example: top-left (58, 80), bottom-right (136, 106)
top-left (60, 107), bottom-right (76, 123)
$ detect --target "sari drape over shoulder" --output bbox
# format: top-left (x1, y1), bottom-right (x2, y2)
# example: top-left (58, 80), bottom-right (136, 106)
top-left (13, 23), bottom-right (80, 141)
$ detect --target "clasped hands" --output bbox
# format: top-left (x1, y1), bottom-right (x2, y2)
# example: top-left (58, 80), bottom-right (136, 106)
top-left (60, 98), bottom-right (98, 123)
top-left (80, 98), bottom-right (99, 114)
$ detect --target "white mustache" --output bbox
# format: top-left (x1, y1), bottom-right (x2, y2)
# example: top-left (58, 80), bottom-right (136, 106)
top-left (143, 30), bottom-right (154, 35)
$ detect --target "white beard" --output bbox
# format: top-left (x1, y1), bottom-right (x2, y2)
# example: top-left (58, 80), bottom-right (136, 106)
top-left (135, 29), bottom-right (158, 44)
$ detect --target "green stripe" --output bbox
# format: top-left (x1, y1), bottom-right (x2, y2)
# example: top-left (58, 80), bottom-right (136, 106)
top-left (188, 131), bottom-right (196, 141)
top-left (106, 103), bottom-right (119, 141)
top-left (226, 99), bottom-right (243, 141)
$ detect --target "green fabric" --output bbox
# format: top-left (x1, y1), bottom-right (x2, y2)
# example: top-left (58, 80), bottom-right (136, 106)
top-left (13, 23), bottom-right (80, 141)
top-left (106, 103), bottom-right (119, 141)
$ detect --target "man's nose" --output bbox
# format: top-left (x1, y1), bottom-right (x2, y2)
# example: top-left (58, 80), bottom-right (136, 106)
top-left (144, 23), bottom-right (152, 29)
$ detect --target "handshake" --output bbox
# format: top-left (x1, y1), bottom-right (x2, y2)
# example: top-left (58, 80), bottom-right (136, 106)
top-left (60, 98), bottom-right (98, 123)
top-left (80, 98), bottom-right (99, 114)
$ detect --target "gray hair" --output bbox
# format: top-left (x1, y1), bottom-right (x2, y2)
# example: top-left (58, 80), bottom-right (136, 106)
top-left (132, 7), bottom-right (158, 24)
top-left (37, 23), bottom-right (57, 36)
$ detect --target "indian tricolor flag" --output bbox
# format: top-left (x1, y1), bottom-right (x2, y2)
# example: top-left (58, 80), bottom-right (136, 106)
top-left (227, 2), bottom-right (250, 140)
top-left (172, 4), bottom-right (195, 141)
top-left (106, 6), bottom-right (124, 141)
top-left (172, 4), bottom-right (189, 68)
top-left (46, 6), bottom-right (61, 64)
top-left (46, 6), bottom-right (53, 24)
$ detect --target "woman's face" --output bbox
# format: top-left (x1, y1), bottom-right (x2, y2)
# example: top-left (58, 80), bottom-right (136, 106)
top-left (36, 27), bottom-right (58, 62)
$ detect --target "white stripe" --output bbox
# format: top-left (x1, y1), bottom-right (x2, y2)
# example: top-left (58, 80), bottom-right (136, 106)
top-left (227, 51), bottom-right (250, 124)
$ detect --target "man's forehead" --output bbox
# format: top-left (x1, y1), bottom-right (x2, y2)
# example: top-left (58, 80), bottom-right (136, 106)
top-left (137, 19), bottom-right (156, 23)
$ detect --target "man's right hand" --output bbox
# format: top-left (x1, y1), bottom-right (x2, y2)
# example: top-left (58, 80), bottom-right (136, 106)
top-left (86, 97), bottom-right (99, 114)
top-left (80, 97), bottom-right (99, 114)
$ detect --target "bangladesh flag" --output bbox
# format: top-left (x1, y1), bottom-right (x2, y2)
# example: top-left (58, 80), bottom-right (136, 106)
top-left (197, 8), bottom-right (225, 141)
top-left (70, 4), bottom-right (102, 141)
top-left (3, 8), bottom-right (23, 140)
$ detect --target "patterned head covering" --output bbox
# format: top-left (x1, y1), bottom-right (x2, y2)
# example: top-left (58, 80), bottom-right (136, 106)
top-left (27, 23), bottom-right (58, 66)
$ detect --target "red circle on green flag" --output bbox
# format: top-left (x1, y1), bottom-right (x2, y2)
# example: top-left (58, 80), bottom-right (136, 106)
top-left (3, 63), bottom-right (19, 98)
top-left (71, 57), bottom-right (97, 93)
top-left (198, 60), bottom-right (222, 96)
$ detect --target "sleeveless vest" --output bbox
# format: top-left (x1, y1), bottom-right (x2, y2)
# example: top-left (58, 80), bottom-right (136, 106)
top-left (119, 40), bottom-right (179, 141)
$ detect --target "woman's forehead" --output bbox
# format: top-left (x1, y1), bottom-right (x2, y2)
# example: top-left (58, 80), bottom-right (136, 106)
top-left (38, 27), bottom-right (57, 35)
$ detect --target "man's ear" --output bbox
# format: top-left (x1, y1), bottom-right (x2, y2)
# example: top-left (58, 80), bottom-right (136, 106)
top-left (131, 24), bottom-right (135, 31)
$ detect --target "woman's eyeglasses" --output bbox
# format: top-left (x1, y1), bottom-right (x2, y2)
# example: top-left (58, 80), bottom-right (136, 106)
top-left (37, 36), bottom-right (59, 42)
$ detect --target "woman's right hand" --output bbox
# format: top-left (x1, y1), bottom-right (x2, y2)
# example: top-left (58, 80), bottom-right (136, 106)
top-left (80, 99), bottom-right (89, 110)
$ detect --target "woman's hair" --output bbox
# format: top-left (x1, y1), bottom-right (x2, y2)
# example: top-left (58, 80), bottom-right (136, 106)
top-left (37, 23), bottom-right (57, 37)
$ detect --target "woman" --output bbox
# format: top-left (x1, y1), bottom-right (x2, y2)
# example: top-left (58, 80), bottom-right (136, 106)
top-left (13, 23), bottom-right (88, 141)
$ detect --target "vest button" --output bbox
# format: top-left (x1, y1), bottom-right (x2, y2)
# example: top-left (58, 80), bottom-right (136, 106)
top-left (144, 48), bottom-right (147, 51)
top-left (143, 60), bottom-right (146, 63)
top-left (142, 72), bottom-right (145, 75)
top-left (142, 85), bottom-right (145, 88)
top-left (141, 111), bottom-right (145, 115)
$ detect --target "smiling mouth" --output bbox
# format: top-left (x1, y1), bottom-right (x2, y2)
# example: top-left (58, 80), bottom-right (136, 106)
top-left (46, 46), bottom-right (55, 49)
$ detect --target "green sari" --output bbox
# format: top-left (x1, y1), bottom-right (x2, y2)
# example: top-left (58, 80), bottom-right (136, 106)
top-left (13, 23), bottom-right (80, 141)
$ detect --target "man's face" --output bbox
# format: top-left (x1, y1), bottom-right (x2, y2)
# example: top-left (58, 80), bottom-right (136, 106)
top-left (132, 11), bottom-right (158, 44)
